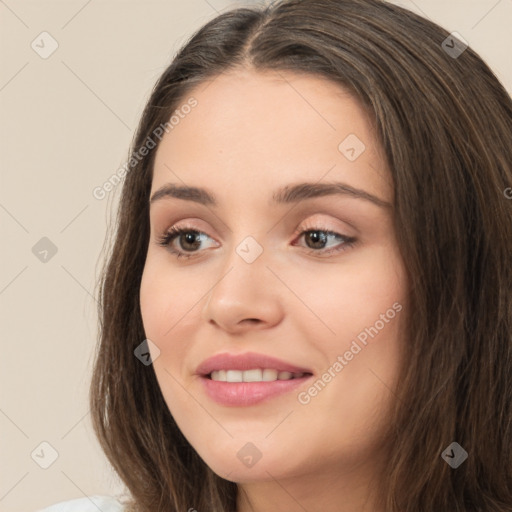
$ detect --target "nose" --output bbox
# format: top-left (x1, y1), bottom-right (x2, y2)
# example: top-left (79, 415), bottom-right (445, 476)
top-left (200, 245), bottom-right (285, 334)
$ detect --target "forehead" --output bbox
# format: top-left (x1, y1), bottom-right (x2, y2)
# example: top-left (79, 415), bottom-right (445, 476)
top-left (151, 68), bottom-right (392, 203)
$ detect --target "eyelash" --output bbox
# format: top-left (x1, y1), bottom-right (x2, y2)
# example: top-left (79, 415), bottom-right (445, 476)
top-left (156, 223), bottom-right (357, 260)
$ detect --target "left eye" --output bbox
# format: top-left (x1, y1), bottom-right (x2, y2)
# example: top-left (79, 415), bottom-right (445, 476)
top-left (295, 229), bottom-right (356, 255)
top-left (156, 226), bottom-right (356, 260)
top-left (156, 226), bottom-right (217, 259)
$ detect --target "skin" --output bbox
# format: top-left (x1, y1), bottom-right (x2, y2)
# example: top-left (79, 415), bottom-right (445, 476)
top-left (139, 68), bottom-right (408, 512)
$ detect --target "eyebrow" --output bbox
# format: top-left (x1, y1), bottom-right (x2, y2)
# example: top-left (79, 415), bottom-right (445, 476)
top-left (149, 182), bottom-right (392, 209)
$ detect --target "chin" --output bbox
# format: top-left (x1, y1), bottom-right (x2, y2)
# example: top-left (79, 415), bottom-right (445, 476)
top-left (196, 439), bottom-right (305, 484)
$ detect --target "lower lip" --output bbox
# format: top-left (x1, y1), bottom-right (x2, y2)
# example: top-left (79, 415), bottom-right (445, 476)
top-left (200, 375), bottom-right (313, 406)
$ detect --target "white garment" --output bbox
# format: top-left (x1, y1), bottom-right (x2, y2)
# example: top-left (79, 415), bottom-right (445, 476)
top-left (36, 495), bottom-right (125, 512)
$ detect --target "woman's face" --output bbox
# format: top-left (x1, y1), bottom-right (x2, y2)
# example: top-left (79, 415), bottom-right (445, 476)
top-left (140, 69), bottom-right (407, 487)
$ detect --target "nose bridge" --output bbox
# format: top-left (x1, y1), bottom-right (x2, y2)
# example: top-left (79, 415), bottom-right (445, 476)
top-left (200, 228), bottom-right (284, 330)
top-left (218, 213), bottom-right (273, 276)
top-left (211, 231), bottom-right (270, 303)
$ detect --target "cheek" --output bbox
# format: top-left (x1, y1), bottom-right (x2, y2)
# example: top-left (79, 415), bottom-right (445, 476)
top-left (295, 244), bottom-right (407, 420)
top-left (140, 264), bottom-right (167, 342)
top-left (139, 254), bottom-right (213, 400)
top-left (293, 244), bottom-right (406, 341)
top-left (139, 255), bottom-right (200, 340)
top-left (139, 262), bottom-right (199, 418)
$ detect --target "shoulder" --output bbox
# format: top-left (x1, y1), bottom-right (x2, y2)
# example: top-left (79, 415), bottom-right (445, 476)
top-left (35, 495), bottom-right (126, 512)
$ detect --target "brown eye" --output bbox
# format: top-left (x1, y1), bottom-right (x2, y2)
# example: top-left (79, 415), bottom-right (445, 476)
top-left (157, 227), bottom-right (215, 259)
top-left (294, 227), bottom-right (357, 256)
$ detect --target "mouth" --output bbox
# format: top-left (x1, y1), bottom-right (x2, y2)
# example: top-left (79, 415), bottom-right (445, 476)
top-left (206, 369), bottom-right (312, 382)
top-left (196, 352), bottom-right (314, 407)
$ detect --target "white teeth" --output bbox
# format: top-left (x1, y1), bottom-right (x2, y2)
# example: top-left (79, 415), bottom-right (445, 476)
top-left (210, 368), bottom-right (305, 382)
top-left (213, 370), bottom-right (227, 381)
top-left (262, 369), bottom-right (278, 381)
top-left (243, 369), bottom-right (263, 382)
top-left (226, 370), bottom-right (243, 382)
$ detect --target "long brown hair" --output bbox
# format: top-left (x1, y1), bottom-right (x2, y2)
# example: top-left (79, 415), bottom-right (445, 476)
top-left (90, 1), bottom-right (512, 510)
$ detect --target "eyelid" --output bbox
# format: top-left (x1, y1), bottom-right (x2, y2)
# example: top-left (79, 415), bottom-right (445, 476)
top-left (159, 216), bottom-right (353, 244)
top-left (293, 217), bottom-right (355, 238)
top-left (156, 217), bottom-right (357, 260)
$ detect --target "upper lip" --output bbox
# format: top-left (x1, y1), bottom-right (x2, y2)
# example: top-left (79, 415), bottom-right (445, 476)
top-left (196, 351), bottom-right (313, 376)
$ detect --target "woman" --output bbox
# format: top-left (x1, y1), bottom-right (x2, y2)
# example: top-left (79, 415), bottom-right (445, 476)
top-left (38, 0), bottom-right (512, 510)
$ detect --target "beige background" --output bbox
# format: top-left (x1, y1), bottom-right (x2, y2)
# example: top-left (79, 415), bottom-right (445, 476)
top-left (1, 1), bottom-right (511, 511)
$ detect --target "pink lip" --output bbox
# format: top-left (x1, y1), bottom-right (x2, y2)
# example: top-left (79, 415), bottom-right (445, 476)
top-left (195, 351), bottom-right (314, 407)
top-left (201, 377), bottom-right (312, 406)
top-left (195, 351), bottom-right (312, 376)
